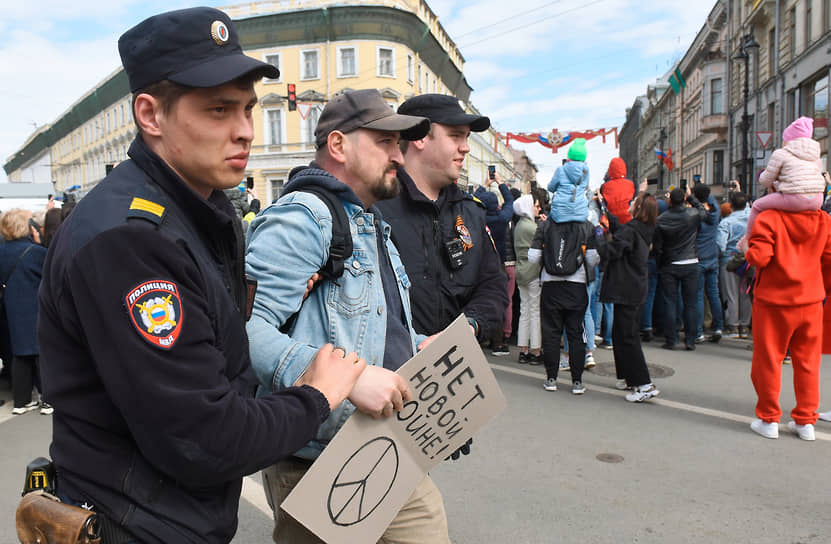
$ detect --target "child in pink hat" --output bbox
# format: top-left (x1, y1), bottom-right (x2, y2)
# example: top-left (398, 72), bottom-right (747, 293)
top-left (741, 117), bottom-right (826, 246)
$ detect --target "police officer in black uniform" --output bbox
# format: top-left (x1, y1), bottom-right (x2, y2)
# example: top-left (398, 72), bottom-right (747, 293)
top-left (376, 94), bottom-right (509, 342)
top-left (37, 8), bottom-right (365, 543)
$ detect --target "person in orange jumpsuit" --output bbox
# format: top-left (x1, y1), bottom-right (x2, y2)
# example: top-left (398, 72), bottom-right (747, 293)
top-left (745, 208), bottom-right (831, 441)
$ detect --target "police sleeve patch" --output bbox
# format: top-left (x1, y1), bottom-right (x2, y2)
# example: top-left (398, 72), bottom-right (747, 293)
top-left (125, 280), bottom-right (183, 350)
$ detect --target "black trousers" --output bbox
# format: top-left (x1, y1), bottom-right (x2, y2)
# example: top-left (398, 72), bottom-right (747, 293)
top-left (612, 304), bottom-right (652, 387)
top-left (541, 281), bottom-right (587, 382)
top-left (12, 355), bottom-right (39, 408)
top-left (659, 263), bottom-right (699, 347)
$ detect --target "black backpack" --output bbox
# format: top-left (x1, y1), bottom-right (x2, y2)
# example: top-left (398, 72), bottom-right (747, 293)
top-left (277, 185), bottom-right (352, 333)
top-left (540, 219), bottom-right (587, 276)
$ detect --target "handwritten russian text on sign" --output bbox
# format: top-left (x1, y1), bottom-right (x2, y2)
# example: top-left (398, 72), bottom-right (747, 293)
top-left (281, 314), bottom-right (506, 544)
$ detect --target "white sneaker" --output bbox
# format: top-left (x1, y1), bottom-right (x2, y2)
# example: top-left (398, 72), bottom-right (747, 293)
top-left (11, 400), bottom-right (39, 415)
top-left (584, 353), bottom-right (596, 369)
top-left (615, 379), bottom-right (629, 390)
top-left (543, 378), bottom-right (558, 391)
top-left (819, 411), bottom-right (831, 422)
top-left (750, 419), bottom-right (779, 439)
top-left (625, 383), bottom-right (659, 402)
top-left (787, 421), bottom-right (815, 441)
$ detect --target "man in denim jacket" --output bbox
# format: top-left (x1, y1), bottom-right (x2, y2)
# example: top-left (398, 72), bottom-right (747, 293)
top-left (246, 89), bottom-right (451, 543)
top-left (716, 190), bottom-right (752, 337)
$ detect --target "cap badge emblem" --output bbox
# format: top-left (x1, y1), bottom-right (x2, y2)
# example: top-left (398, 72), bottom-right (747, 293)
top-left (211, 20), bottom-right (230, 45)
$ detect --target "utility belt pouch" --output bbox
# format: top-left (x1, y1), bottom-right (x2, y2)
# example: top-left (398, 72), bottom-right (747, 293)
top-left (16, 490), bottom-right (101, 544)
top-left (245, 274), bottom-right (258, 321)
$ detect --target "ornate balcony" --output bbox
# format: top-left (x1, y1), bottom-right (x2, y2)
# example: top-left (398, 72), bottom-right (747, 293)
top-left (702, 113), bottom-right (728, 134)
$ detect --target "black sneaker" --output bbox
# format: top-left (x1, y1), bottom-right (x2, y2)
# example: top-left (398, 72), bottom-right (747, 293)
top-left (660, 342), bottom-right (677, 351)
top-left (492, 345), bottom-right (510, 356)
top-left (710, 330), bottom-right (722, 343)
top-left (641, 329), bottom-right (653, 342)
top-left (527, 353), bottom-right (543, 366)
top-left (518, 352), bottom-right (529, 364)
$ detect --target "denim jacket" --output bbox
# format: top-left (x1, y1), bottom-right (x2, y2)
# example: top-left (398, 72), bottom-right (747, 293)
top-left (716, 206), bottom-right (750, 265)
top-left (245, 165), bottom-right (422, 459)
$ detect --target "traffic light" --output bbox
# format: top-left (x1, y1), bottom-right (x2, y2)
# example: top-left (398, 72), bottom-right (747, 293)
top-left (287, 83), bottom-right (297, 111)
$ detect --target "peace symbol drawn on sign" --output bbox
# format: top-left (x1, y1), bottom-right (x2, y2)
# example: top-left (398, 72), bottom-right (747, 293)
top-left (327, 437), bottom-right (400, 526)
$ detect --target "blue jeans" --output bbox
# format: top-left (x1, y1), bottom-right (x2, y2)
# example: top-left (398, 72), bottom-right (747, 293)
top-left (659, 263), bottom-right (699, 347)
top-left (697, 260), bottom-right (724, 336)
top-left (641, 258), bottom-right (658, 331)
top-left (590, 269), bottom-right (612, 343)
top-left (564, 277), bottom-right (598, 354)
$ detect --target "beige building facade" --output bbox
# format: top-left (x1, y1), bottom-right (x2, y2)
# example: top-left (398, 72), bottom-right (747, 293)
top-left (5, 0), bottom-right (526, 203)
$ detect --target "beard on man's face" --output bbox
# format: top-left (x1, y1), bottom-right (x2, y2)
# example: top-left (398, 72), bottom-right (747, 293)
top-left (370, 165), bottom-right (401, 202)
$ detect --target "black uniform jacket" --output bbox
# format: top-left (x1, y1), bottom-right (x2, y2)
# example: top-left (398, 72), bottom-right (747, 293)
top-left (376, 168), bottom-right (508, 339)
top-left (38, 136), bottom-right (329, 543)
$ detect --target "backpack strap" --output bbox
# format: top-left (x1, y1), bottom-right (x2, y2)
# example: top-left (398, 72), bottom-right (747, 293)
top-left (1, 245), bottom-right (34, 291)
top-left (292, 186), bottom-right (353, 281)
top-left (278, 186), bottom-right (353, 334)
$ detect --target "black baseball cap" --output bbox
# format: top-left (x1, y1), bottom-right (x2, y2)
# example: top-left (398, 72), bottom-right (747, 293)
top-left (397, 94), bottom-right (490, 132)
top-left (118, 7), bottom-right (279, 93)
top-left (314, 89), bottom-right (430, 149)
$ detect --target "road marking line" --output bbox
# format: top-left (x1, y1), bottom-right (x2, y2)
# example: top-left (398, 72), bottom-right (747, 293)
top-left (490, 363), bottom-right (831, 442)
top-left (242, 475), bottom-right (273, 517)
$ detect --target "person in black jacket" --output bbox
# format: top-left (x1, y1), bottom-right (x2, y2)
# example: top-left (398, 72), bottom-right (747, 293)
top-left (473, 178), bottom-right (514, 354)
top-left (652, 187), bottom-right (708, 350)
top-left (0, 209), bottom-right (48, 414)
top-left (375, 94), bottom-right (508, 343)
top-left (37, 9), bottom-right (364, 543)
top-left (597, 192), bottom-right (660, 401)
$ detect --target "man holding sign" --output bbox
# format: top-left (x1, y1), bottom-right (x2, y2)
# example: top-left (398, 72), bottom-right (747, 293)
top-left (246, 89), bottom-right (451, 543)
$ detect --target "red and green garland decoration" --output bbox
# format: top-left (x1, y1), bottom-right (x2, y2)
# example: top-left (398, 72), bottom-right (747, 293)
top-left (503, 128), bottom-right (619, 153)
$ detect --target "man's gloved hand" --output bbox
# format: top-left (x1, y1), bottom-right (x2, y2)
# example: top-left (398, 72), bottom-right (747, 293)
top-left (446, 438), bottom-right (473, 461)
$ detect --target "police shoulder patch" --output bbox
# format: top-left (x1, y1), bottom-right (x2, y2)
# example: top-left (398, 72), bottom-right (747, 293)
top-left (125, 280), bottom-right (183, 350)
top-left (467, 194), bottom-right (487, 209)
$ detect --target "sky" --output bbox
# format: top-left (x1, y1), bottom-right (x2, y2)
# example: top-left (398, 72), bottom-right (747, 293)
top-left (0, 0), bottom-right (718, 186)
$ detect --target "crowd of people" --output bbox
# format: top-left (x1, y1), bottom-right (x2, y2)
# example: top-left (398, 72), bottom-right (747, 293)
top-left (4, 6), bottom-right (831, 543)
top-left (484, 116), bottom-right (831, 438)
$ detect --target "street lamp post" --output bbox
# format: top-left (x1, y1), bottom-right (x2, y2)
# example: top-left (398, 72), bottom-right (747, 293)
top-left (733, 33), bottom-right (760, 198)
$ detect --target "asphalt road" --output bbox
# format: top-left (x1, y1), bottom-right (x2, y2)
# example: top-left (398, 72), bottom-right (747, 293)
top-left (2, 336), bottom-right (830, 543)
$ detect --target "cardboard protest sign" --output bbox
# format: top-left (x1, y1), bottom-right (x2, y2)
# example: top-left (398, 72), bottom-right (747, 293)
top-left (281, 314), bottom-right (506, 543)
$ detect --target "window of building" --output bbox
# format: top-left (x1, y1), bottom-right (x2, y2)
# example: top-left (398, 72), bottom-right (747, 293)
top-left (301, 49), bottom-right (319, 80)
top-left (407, 55), bottom-right (414, 84)
top-left (106, 112), bottom-right (110, 134)
top-left (806, 0), bottom-right (813, 50)
top-left (805, 73), bottom-right (829, 139)
top-left (768, 27), bottom-right (776, 80)
top-left (265, 108), bottom-right (284, 146)
top-left (710, 78), bottom-right (723, 114)
top-left (786, 90), bottom-right (797, 124)
top-left (825, 0), bottom-right (830, 32)
top-left (270, 179), bottom-right (284, 202)
top-left (417, 65), bottom-right (422, 92)
top-left (301, 104), bottom-right (324, 144)
top-left (768, 102), bottom-right (776, 131)
top-left (377, 47), bottom-right (394, 77)
top-left (790, 7), bottom-right (797, 58)
top-left (264, 53), bottom-right (281, 82)
top-left (338, 47), bottom-right (357, 77)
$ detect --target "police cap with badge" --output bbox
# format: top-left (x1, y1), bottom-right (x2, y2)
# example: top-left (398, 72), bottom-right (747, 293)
top-left (397, 94), bottom-right (492, 269)
top-left (118, 6), bottom-right (279, 93)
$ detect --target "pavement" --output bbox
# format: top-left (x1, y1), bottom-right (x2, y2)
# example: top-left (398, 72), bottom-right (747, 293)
top-left (2, 335), bottom-right (830, 543)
